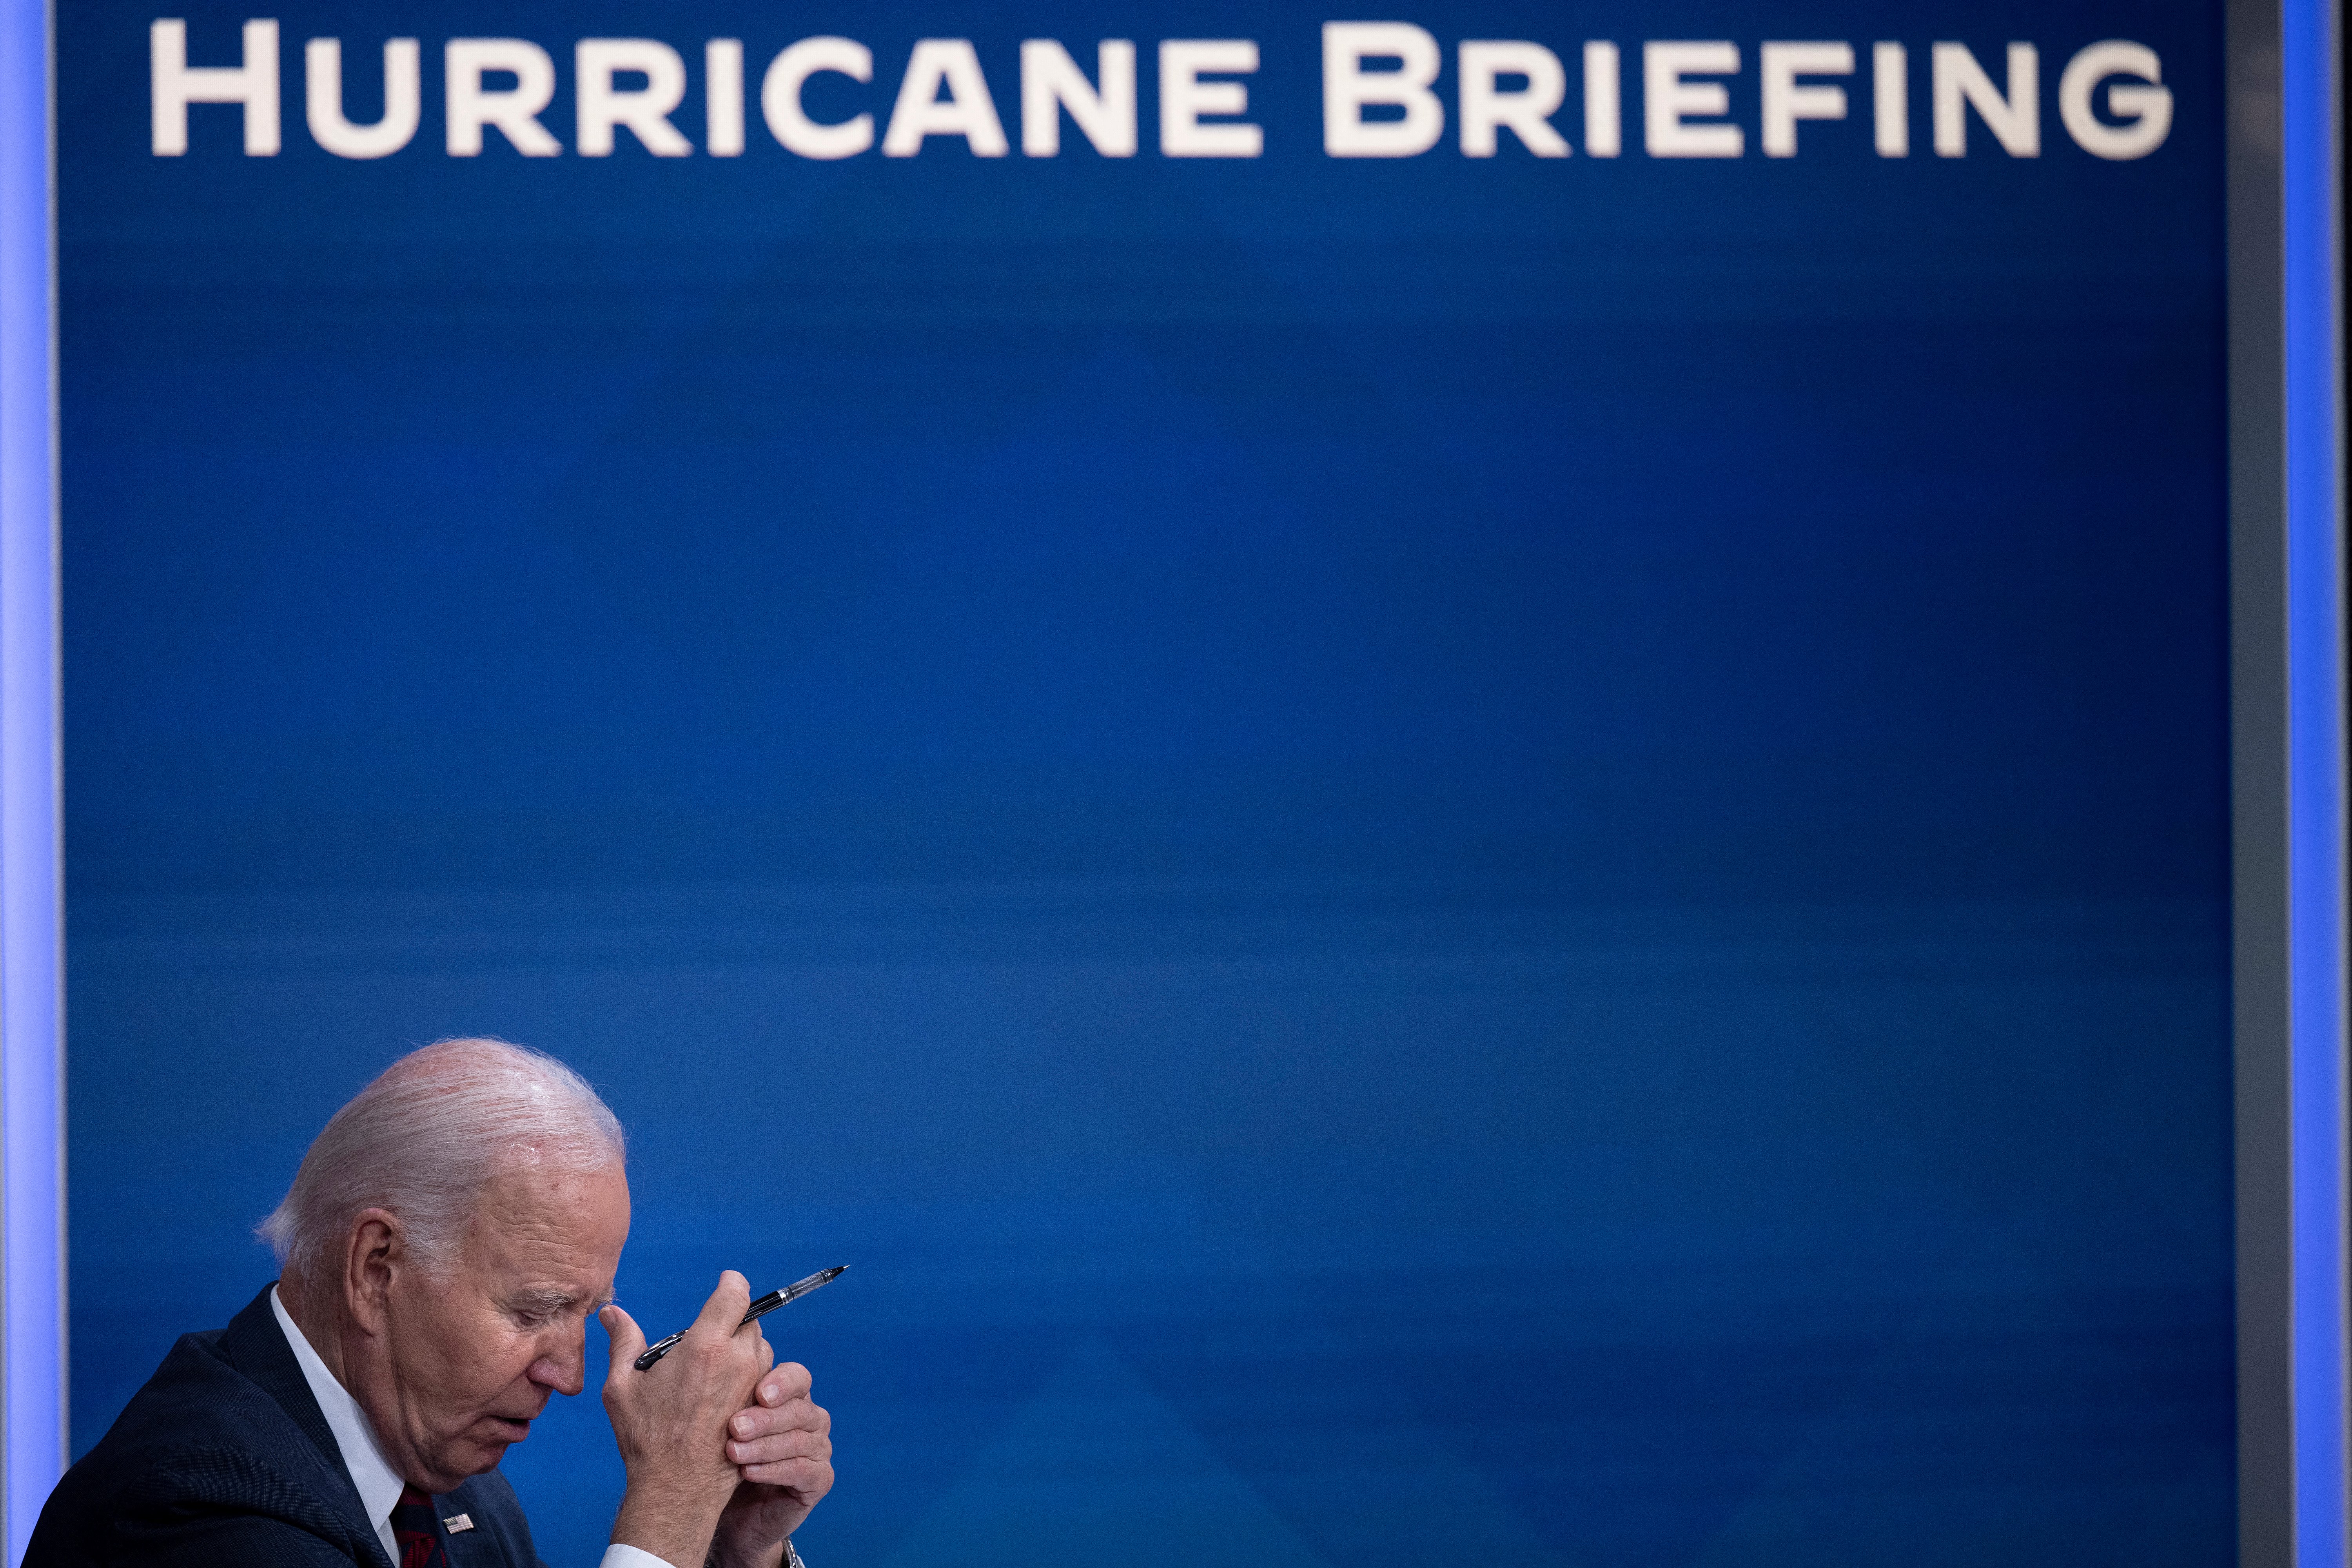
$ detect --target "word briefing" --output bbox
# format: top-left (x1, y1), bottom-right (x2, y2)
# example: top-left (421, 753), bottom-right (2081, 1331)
top-left (152, 20), bottom-right (2174, 164)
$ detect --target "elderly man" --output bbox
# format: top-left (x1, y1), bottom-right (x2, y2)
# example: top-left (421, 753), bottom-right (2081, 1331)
top-left (29, 1037), bottom-right (832, 1568)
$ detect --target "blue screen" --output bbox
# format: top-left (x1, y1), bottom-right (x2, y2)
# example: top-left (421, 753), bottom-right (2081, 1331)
top-left (59, 3), bottom-right (2232, 1562)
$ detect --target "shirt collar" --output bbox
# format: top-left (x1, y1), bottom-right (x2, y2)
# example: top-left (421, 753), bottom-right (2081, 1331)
top-left (270, 1284), bottom-right (408, 1557)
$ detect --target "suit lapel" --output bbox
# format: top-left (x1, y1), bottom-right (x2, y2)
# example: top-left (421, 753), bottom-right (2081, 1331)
top-left (433, 1478), bottom-right (515, 1568)
top-left (434, 1506), bottom-right (488, 1568)
top-left (218, 1284), bottom-right (400, 1568)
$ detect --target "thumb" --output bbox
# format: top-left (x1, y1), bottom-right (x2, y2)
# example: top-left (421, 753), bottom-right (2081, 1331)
top-left (695, 1269), bottom-right (752, 1335)
top-left (601, 1302), bottom-right (647, 1364)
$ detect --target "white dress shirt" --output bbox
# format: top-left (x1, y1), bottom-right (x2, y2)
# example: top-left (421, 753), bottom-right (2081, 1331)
top-left (269, 1288), bottom-right (674, 1568)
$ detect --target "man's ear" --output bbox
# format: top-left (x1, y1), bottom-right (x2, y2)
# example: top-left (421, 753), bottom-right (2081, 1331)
top-left (343, 1208), bottom-right (405, 1336)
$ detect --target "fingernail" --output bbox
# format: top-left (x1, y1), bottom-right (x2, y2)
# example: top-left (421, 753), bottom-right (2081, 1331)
top-left (763, 1384), bottom-right (779, 1405)
top-left (733, 1414), bottom-right (753, 1436)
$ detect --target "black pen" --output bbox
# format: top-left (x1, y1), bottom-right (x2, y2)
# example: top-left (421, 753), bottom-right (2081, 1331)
top-left (633, 1266), bottom-right (848, 1372)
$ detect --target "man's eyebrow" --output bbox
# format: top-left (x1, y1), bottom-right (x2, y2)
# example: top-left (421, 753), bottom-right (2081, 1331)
top-left (509, 1286), bottom-right (613, 1315)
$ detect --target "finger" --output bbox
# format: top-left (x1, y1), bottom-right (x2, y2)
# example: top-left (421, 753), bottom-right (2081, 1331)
top-left (726, 1428), bottom-right (832, 1466)
top-left (694, 1270), bottom-right (752, 1336)
top-left (734, 1395), bottom-right (830, 1435)
top-left (730, 1399), bottom-right (821, 1441)
top-left (600, 1304), bottom-right (648, 1364)
top-left (739, 1456), bottom-right (833, 1494)
top-left (757, 1363), bottom-right (813, 1407)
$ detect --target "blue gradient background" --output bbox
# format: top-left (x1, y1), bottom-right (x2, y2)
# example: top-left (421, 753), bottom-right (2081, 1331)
top-left (58, 2), bottom-right (2232, 1563)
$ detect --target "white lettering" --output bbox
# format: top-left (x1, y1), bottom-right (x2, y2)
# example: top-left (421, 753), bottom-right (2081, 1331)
top-left (1457, 42), bottom-right (1567, 157)
top-left (576, 39), bottom-right (690, 157)
top-left (445, 39), bottom-right (560, 156)
top-left (1933, 42), bottom-right (2038, 156)
top-left (304, 38), bottom-right (417, 159)
top-left (151, 25), bottom-right (2160, 176)
top-left (1159, 40), bottom-right (1261, 157)
top-left (706, 40), bottom-right (745, 156)
top-left (762, 37), bottom-right (873, 159)
top-left (1759, 42), bottom-right (1849, 157)
top-left (1020, 39), bottom-right (1136, 157)
top-left (1324, 22), bottom-right (1443, 158)
top-left (1583, 41), bottom-right (1621, 157)
top-left (884, 39), bottom-right (1009, 156)
top-left (1873, 42), bottom-right (1908, 156)
top-left (152, 18), bottom-right (279, 156)
top-left (2059, 41), bottom-right (2171, 160)
top-left (1644, 41), bottom-right (1741, 158)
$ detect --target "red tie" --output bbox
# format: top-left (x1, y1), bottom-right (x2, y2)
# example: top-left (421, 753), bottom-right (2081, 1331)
top-left (390, 1486), bottom-right (448, 1568)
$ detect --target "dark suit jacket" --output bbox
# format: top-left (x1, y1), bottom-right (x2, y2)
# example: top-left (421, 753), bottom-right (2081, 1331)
top-left (27, 1284), bottom-right (550, 1568)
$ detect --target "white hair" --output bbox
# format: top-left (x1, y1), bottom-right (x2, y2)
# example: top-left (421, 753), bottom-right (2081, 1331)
top-left (259, 1036), bottom-right (626, 1282)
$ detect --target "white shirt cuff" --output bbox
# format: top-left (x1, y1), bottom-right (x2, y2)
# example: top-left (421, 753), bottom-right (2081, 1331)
top-left (602, 1535), bottom-right (807, 1568)
top-left (601, 1546), bottom-right (682, 1568)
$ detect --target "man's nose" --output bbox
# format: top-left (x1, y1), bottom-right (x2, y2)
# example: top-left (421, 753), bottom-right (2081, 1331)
top-left (527, 1324), bottom-right (587, 1396)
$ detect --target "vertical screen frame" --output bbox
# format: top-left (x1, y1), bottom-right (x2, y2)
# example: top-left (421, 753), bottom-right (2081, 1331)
top-left (2231, 0), bottom-right (2348, 1563)
top-left (0, 0), bottom-right (63, 1559)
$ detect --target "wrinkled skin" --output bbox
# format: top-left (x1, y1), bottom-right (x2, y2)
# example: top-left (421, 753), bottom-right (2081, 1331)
top-left (604, 1277), bottom-right (836, 1568)
top-left (282, 1164), bottom-right (831, 1567)
top-left (285, 1163), bottom-right (631, 1492)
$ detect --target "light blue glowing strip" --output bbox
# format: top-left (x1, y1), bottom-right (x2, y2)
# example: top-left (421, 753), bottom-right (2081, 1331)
top-left (2283, 0), bottom-right (2348, 1560)
top-left (0, 0), bottom-right (62, 1558)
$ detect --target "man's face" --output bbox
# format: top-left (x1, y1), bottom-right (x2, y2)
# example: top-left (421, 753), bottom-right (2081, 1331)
top-left (372, 1162), bottom-right (630, 1492)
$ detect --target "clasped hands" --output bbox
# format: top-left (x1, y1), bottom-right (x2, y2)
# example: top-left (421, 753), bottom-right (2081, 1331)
top-left (600, 1272), bottom-right (835, 1568)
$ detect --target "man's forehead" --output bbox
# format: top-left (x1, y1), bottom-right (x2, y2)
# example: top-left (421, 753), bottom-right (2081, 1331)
top-left (478, 1158), bottom-right (630, 1206)
top-left (467, 1163), bottom-right (630, 1275)
top-left (472, 1234), bottom-right (622, 1306)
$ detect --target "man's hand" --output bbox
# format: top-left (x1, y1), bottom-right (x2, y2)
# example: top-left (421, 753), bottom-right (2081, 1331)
top-left (710, 1363), bottom-right (834, 1568)
top-left (601, 1273), bottom-right (775, 1568)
